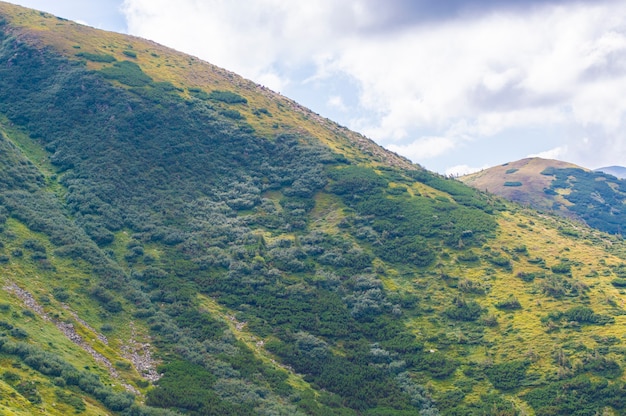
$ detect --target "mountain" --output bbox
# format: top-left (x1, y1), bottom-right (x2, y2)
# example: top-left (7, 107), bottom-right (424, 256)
top-left (461, 157), bottom-right (626, 235)
top-left (2, 3), bottom-right (626, 415)
top-left (596, 166), bottom-right (626, 179)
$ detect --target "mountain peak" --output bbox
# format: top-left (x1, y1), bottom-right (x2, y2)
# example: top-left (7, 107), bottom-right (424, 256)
top-left (461, 157), bottom-right (626, 234)
top-left (460, 157), bottom-right (586, 211)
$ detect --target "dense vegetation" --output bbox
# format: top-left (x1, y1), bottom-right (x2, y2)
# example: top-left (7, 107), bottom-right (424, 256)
top-left (541, 167), bottom-right (626, 234)
top-left (1, 3), bottom-right (626, 415)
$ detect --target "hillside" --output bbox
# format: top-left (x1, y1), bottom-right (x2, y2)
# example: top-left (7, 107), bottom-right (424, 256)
top-left (596, 166), bottom-right (626, 179)
top-left (1, 3), bottom-right (626, 415)
top-left (461, 157), bottom-right (626, 235)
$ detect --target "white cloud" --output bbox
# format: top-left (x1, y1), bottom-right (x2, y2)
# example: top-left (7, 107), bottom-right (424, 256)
top-left (327, 95), bottom-right (348, 112)
top-left (332, 3), bottom-right (626, 141)
top-left (528, 146), bottom-right (568, 160)
top-left (120, 0), bottom-right (626, 169)
top-left (386, 136), bottom-right (456, 160)
top-left (121, 0), bottom-right (367, 91)
top-left (445, 164), bottom-right (487, 177)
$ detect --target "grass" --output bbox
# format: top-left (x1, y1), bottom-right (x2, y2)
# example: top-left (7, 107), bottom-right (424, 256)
top-left (3, 3), bottom-right (626, 413)
top-left (0, 2), bottom-right (414, 173)
top-left (0, 219), bottom-right (149, 412)
top-left (380, 202), bottom-right (626, 399)
top-left (197, 294), bottom-right (315, 393)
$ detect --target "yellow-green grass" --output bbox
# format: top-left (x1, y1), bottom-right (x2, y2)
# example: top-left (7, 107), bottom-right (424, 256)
top-left (0, 2), bottom-right (414, 172)
top-left (384, 206), bottom-right (626, 401)
top-left (197, 294), bottom-right (315, 393)
top-left (0, 219), bottom-right (151, 393)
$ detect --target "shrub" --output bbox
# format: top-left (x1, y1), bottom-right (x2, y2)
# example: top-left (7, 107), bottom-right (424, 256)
top-left (10, 327), bottom-right (28, 339)
top-left (544, 306), bottom-right (615, 327)
top-left (458, 279), bottom-right (487, 295)
top-left (495, 295), bottom-right (521, 310)
top-left (99, 61), bottom-right (151, 86)
top-left (375, 236), bottom-right (435, 267)
top-left (611, 278), bottom-right (626, 288)
top-left (220, 109), bottom-right (243, 119)
top-left (418, 352), bottom-right (458, 379)
top-left (209, 90), bottom-right (247, 104)
top-left (563, 306), bottom-right (614, 325)
top-left (445, 297), bottom-right (483, 321)
top-left (23, 239), bottom-right (46, 253)
top-left (488, 255), bottom-right (512, 270)
top-left (457, 251), bottom-right (479, 262)
top-left (485, 360), bottom-right (529, 390)
top-left (517, 271), bottom-right (541, 282)
top-left (582, 353), bottom-right (622, 378)
top-left (541, 275), bottom-right (587, 298)
top-left (523, 375), bottom-right (626, 415)
top-left (75, 52), bottom-right (116, 63)
top-left (551, 262), bottom-right (572, 274)
top-left (52, 287), bottom-right (70, 302)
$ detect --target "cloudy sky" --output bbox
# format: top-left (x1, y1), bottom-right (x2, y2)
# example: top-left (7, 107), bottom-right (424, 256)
top-left (6, 0), bottom-right (626, 174)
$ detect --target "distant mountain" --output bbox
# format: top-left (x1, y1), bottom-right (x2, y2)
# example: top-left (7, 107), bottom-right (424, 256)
top-left (461, 157), bottom-right (626, 234)
top-left (596, 166), bottom-right (626, 179)
top-left (4, 2), bottom-right (626, 416)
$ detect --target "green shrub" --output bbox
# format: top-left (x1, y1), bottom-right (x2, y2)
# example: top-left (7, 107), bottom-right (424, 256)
top-left (544, 306), bottom-right (614, 327)
top-left (418, 352), bottom-right (458, 379)
top-left (458, 279), bottom-right (487, 295)
top-left (488, 255), bottom-right (512, 270)
top-left (485, 360), bottom-right (529, 390)
top-left (582, 354), bottom-right (622, 378)
top-left (52, 287), bottom-right (70, 302)
top-left (99, 61), bottom-right (151, 86)
top-left (611, 278), bottom-right (626, 288)
top-left (495, 295), bottom-right (521, 310)
top-left (457, 251), bottom-right (479, 262)
top-left (551, 262), bottom-right (572, 274)
top-left (445, 297), bottom-right (483, 321)
top-left (208, 90), bottom-right (247, 104)
top-left (523, 375), bottom-right (626, 415)
top-left (75, 52), bottom-right (116, 63)
top-left (220, 109), bottom-right (243, 119)
top-left (563, 306), bottom-right (614, 325)
top-left (540, 275), bottom-right (586, 298)
top-left (517, 271), bottom-right (542, 282)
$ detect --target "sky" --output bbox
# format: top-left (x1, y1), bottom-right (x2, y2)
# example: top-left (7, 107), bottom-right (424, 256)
top-left (5, 0), bottom-right (626, 175)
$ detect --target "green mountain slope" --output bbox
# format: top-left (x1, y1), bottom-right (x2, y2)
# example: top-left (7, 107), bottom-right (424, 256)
top-left (1, 3), bottom-right (626, 415)
top-left (461, 157), bottom-right (626, 235)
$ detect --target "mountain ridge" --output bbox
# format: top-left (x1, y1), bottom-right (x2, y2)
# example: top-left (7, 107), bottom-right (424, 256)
top-left (0, 1), bottom-right (413, 171)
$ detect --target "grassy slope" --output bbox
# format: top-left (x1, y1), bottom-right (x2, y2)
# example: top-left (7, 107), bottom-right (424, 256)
top-left (0, 122), bottom-right (146, 415)
top-left (1, 2), bottom-right (626, 415)
top-left (0, 2), bottom-right (412, 172)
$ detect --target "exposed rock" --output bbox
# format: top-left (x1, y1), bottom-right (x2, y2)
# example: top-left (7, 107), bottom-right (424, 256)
top-left (4, 281), bottom-right (139, 394)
